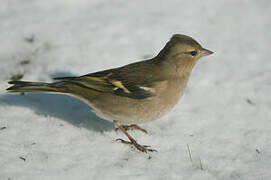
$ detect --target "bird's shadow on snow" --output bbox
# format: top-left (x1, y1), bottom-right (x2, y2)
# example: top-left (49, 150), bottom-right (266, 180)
top-left (0, 93), bottom-right (114, 132)
top-left (0, 71), bottom-right (114, 132)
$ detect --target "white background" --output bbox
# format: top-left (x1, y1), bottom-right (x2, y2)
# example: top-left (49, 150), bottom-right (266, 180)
top-left (0, 0), bottom-right (270, 179)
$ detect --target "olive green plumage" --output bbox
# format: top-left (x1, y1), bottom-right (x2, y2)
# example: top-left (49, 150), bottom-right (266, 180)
top-left (7, 58), bottom-right (163, 100)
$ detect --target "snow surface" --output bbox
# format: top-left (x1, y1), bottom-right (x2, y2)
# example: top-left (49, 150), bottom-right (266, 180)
top-left (0, 0), bottom-right (271, 179)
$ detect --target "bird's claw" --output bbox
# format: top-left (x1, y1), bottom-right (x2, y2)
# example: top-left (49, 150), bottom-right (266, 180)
top-left (116, 138), bottom-right (131, 144)
top-left (116, 138), bottom-right (157, 152)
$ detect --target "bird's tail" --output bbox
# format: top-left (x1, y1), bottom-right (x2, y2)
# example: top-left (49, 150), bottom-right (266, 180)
top-left (6, 80), bottom-right (100, 101)
top-left (6, 81), bottom-right (63, 94)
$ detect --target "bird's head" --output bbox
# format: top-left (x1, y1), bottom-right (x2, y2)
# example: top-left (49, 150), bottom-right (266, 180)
top-left (156, 34), bottom-right (213, 74)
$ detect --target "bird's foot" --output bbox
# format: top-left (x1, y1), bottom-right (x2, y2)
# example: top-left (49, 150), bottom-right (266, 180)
top-left (116, 124), bottom-right (148, 134)
top-left (116, 138), bottom-right (157, 153)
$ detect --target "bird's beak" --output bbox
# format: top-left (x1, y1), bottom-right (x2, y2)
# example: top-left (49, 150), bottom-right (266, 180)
top-left (200, 48), bottom-right (214, 57)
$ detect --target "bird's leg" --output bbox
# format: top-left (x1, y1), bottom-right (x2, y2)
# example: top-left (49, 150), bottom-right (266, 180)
top-left (113, 120), bottom-right (156, 153)
top-left (116, 124), bottom-right (148, 134)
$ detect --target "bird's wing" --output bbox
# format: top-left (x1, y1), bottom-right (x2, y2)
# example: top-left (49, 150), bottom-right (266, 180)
top-left (54, 60), bottom-right (165, 99)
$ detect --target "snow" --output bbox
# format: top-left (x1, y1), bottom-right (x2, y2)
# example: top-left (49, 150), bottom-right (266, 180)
top-left (0, 0), bottom-right (271, 179)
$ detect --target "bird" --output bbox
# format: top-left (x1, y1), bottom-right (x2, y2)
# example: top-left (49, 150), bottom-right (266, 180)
top-left (7, 34), bottom-right (213, 152)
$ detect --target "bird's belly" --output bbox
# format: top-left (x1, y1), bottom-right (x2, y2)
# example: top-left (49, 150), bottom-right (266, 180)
top-left (90, 97), bottom-right (177, 124)
top-left (87, 81), bottom-right (184, 124)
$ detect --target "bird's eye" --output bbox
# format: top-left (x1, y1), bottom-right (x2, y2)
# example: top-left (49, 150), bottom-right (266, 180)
top-left (190, 51), bottom-right (197, 56)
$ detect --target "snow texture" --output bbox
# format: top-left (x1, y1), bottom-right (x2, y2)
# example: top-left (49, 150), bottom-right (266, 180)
top-left (0, 0), bottom-right (270, 179)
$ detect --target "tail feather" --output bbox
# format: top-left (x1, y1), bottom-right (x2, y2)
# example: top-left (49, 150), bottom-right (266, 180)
top-left (7, 81), bottom-right (60, 93)
top-left (53, 76), bottom-right (77, 81)
top-left (6, 80), bottom-right (101, 100)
